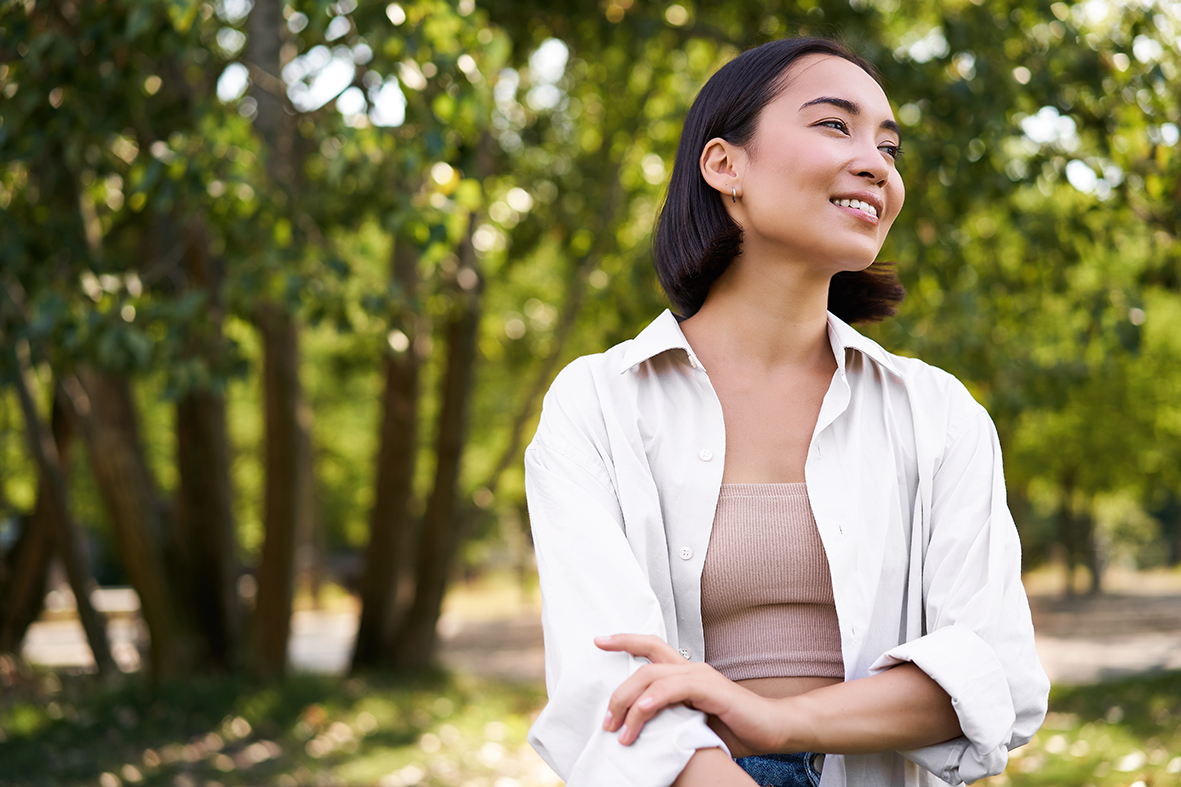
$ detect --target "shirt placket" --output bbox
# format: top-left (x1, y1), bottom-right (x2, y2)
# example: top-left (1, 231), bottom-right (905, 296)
top-left (806, 352), bottom-right (868, 674)
top-left (670, 351), bottom-right (726, 664)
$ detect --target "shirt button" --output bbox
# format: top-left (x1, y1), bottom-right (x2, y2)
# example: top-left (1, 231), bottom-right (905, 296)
top-left (698, 448), bottom-right (713, 462)
top-left (679, 546), bottom-right (693, 560)
top-left (678, 647), bottom-right (691, 659)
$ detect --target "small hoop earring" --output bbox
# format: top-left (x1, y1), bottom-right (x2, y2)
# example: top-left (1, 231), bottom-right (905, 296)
top-left (731, 187), bottom-right (737, 204)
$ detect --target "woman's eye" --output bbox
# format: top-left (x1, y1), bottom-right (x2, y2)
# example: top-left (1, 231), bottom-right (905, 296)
top-left (880, 143), bottom-right (903, 160)
top-left (818, 119), bottom-right (849, 134)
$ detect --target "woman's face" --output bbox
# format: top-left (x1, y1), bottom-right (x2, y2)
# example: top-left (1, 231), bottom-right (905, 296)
top-left (727, 54), bottom-right (905, 274)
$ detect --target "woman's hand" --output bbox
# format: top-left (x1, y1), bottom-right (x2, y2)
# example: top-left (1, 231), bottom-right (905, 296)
top-left (596, 634), bottom-right (963, 757)
top-left (594, 633), bottom-right (792, 756)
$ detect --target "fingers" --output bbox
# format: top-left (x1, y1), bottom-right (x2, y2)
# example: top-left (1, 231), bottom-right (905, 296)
top-left (594, 633), bottom-right (684, 664)
top-left (601, 662), bottom-right (677, 734)
top-left (594, 635), bottom-right (690, 745)
top-left (601, 661), bottom-right (734, 745)
top-left (595, 634), bottom-right (744, 747)
top-left (616, 673), bottom-right (699, 745)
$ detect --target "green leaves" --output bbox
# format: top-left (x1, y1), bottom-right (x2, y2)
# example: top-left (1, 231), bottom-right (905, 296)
top-left (2, 0), bottom-right (1179, 573)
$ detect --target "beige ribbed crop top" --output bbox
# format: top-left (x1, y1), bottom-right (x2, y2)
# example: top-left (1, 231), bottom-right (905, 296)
top-left (700, 483), bottom-right (843, 681)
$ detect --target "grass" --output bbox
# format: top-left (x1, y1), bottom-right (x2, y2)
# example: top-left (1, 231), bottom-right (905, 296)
top-left (0, 657), bottom-right (554, 787)
top-left (1, 658), bottom-right (1179, 787)
top-left (981, 671), bottom-right (1181, 787)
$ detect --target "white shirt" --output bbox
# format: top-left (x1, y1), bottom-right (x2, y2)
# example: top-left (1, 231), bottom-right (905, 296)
top-left (524, 309), bottom-right (1049, 787)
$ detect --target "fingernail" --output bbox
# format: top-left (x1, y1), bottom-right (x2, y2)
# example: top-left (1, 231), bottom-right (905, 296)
top-left (619, 724), bottom-right (629, 743)
top-left (594, 635), bottom-right (611, 645)
top-left (602, 710), bottom-right (613, 729)
top-left (638, 697), bottom-right (654, 709)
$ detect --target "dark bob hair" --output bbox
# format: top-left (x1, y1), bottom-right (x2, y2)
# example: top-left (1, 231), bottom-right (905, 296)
top-left (652, 37), bottom-right (905, 324)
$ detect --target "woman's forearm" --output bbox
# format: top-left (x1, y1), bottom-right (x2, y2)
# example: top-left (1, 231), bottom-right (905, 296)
top-left (599, 634), bottom-right (964, 760)
top-left (773, 663), bottom-right (962, 754)
top-left (671, 667), bottom-right (959, 786)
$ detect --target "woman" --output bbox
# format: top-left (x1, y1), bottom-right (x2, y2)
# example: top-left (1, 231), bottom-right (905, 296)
top-left (524, 37), bottom-right (1049, 787)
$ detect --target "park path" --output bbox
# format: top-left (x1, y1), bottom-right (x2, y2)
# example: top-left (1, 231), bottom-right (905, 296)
top-left (20, 584), bottom-right (1181, 686)
top-left (1027, 591), bottom-right (1181, 684)
top-left (433, 591), bottom-right (1181, 686)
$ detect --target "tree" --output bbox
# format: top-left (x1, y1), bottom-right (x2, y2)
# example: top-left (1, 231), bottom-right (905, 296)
top-left (1, 0), bottom-right (262, 675)
top-left (2, 0), bottom-right (1178, 681)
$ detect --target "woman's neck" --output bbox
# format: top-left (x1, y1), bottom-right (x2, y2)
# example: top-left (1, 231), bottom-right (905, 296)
top-left (680, 254), bottom-right (834, 374)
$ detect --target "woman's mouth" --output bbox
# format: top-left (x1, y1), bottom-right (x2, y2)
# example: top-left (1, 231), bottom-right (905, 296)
top-left (830, 198), bottom-right (879, 219)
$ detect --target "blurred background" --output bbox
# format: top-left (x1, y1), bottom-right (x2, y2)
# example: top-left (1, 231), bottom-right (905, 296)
top-left (1, 0), bottom-right (1180, 785)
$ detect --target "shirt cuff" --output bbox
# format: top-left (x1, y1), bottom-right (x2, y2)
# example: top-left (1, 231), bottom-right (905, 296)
top-left (869, 625), bottom-right (1014, 784)
top-left (532, 703), bottom-right (727, 787)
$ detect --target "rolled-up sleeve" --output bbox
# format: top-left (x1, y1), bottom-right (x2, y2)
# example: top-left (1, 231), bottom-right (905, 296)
top-left (869, 409), bottom-right (1050, 785)
top-left (525, 375), bottom-right (725, 787)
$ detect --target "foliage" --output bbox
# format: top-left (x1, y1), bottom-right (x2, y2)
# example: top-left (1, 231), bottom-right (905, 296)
top-left (2, 657), bottom-right (1180, 786)
top-left (0, 658), bottom-right (549, 787)
top-left (981, 671), bottom-right (1181, 786)
top-left (2, 0), bottom-right (1181, 675)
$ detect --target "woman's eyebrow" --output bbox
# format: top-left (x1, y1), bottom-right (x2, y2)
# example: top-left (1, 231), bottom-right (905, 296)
top-left (800, 96), bottom-right (902, 137)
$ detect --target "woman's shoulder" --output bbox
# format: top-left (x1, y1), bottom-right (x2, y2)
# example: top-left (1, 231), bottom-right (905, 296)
top-left (542, 344), bottom-right (622, 405)
top-left (535, 313), bottom-right (691, 457)
top-left (532, 343), bottom-right (629, 451)
top-left (886, 351), bottom-right (991, 450)
top-left (881, 348), bottom-right (980, 406)
top-left (545, 310), bottom-right (689, 402)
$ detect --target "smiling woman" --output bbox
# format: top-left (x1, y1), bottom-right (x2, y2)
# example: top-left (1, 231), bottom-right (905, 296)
top-left (651, 40), bottom-right (908, 329)
top-left (524, 36), bottom-right (1049, 787)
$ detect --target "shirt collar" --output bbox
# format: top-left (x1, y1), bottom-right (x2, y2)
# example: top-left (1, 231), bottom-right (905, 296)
top-left (619, 308), bottom-right (900, 377)
top-left (825, 311), bottom-right (900, 377)
top-left (618, 309), bottom-right (698, 374)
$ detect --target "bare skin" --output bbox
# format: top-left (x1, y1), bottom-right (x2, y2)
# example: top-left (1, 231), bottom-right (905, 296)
top-left (595, 54), bottom-right (964, 785)
top-left (682, 271), bottom-right (836, 486)
top-left (598, 634), bottom-right (961, 758)
top-left (663, 676), bottom-right (844, 787)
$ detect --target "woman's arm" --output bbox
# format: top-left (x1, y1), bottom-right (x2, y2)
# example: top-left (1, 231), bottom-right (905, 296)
top-left (523, 361), bottom-right (729, 787)
top-left (673, 748), bottom-right (758, 787)
top-left (598, 634), bottom-right (962, 756)
top-left (772, 661), bottom-right (961, 754)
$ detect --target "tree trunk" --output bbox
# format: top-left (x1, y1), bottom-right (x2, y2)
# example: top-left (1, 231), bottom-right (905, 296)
top-left (1167, 508), bottom-right (1181, 567)
top-left (175, 391), bottom-right (240, 668)
top-left (244, 0), bottom-right (309, 677)
top-left (249, 304), bottom-right (306, 675)
top-left (1058, 480), bottom-right (1077, 597)
top-left (0, 510), bottom-right (54, 655)
top-left (72, 368), bottom-right (197, 678)
top-left (10, 358), bottom-right (115, 675)
top-left (173, 221), bottom-right (241, 670)
top-left (1079, 505), bottom-right (1102, 596)
top-left (1157, 493), bottom-right (1181, 567)
top-left (294, 396), bottom-right (316, 603)
top-left (352, 234), bottom-right (420, 671)
top-left (0, 390), bottom-right (71, 655)
top-left (247, 0), bottom-right (289, 186)
top-left (1006, 484), bottom-right (1040, 572)
top-left (393, 217), bottom-right (483, 671)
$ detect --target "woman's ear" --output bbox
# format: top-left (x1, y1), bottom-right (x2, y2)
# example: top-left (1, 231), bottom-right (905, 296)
top-left (699, 138), bottom-right (745, 201)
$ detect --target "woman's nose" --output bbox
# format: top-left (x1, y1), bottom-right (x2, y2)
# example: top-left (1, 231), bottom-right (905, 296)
top-left (850, 141), bottom-right (891, 186)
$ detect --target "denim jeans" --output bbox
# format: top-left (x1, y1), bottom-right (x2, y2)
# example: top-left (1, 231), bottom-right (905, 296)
top-left (734, 752), bottom-right (824, 787)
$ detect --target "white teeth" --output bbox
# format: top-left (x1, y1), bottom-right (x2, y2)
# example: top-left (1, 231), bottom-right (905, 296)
top-left (832, 198), bottom-right (878, 218)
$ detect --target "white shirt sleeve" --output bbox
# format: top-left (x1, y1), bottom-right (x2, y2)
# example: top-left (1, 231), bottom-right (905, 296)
top-left (524, 375), bottom-right (726, 787)
top-left (869, 408), bottom-right (1050, 785)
